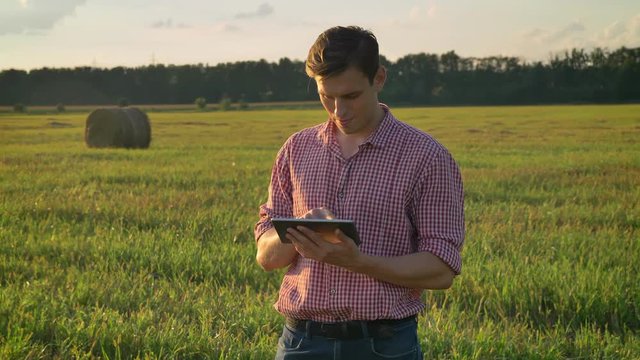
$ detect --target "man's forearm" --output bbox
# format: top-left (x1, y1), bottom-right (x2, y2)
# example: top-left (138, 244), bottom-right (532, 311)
top-left (256, 228), bottom-right (298, 271)
top-left (346, 251), bottom-right (455, 290)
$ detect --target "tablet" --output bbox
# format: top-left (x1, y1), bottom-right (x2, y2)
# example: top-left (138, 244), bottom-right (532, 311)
top-left (271, 218), bottom-right (361, 246)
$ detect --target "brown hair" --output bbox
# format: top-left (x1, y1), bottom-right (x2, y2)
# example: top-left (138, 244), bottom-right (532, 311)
top-left (305, 26), bottom-right (379, 83)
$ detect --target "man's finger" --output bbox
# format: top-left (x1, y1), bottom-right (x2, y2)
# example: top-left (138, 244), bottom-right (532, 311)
top-left (295, 226), bottom-right (326, 246)
top-left (288, 227), bottom-right (319, 246)
top-left (335, 229), bottom-right (356, 247)
top-left (318, 207), bottom-right (335, 219)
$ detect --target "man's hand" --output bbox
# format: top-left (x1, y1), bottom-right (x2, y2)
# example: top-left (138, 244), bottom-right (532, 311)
top-left (300, 207), bottom-right (335, 220)
top-left (286, 207), bottom-right (361, 268)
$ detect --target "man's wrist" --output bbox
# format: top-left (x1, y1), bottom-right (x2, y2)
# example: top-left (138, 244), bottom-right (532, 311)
top-left (346, 253), bottom-right (377, 274)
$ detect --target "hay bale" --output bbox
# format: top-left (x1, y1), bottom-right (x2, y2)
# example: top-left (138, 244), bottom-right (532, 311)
top-left (85, 108), bottom-right (151, 148)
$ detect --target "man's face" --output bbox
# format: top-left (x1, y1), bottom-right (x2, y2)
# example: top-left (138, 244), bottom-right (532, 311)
top-left (315, 66), bottom-right (385, 136)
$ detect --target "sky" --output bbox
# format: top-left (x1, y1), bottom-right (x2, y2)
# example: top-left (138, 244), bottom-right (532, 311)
top-left (1, 0), bottom-right (639, 71)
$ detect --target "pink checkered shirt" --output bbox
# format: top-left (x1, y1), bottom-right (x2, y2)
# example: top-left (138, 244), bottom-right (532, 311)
top-left (255, 104), bottom-right (464, 322)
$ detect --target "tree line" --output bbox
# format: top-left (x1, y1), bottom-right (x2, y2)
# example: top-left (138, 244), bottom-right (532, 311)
top-left (1, 47), bottom-right (638, 107)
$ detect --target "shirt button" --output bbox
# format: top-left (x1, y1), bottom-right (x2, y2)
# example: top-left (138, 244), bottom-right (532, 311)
top-left (338, 192), bottom-right (344, 199)
top-left (330, 289), bottom-right (336, 295)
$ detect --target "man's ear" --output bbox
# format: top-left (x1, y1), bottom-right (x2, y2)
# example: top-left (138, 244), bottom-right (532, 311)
top-left (373, 66), bottom-right (386, 91)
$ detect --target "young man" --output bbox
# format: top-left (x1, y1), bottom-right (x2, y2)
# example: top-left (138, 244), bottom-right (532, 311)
top-left (255, 26), bottom-right (464, 359)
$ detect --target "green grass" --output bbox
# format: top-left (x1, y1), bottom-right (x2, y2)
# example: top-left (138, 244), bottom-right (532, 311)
top-left (1, 104), bottom-right (639, 359)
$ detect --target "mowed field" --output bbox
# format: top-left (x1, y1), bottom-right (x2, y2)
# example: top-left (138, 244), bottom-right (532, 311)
top-left (1, 104), bottom-right (639, 359)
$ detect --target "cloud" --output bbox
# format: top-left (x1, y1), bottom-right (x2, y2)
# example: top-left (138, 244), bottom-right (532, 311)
top-left (601, 21), bottom-right (626, 41)
top-left (522, 20), bottom-right (585, 44)
top-left (524, 15), bottom-right (640, 49)
top-left (426, 3), bottom-right (437, 18)
top-left (409, 2), bottom-right (437, 22)
top-left (520, 14), bottom-right (640, 61)
top-left (214, 22), bottom-right (241, 33)
top-left (151, 18), bottom-right (189, 29)
top-left (597, 14), bottom-right (640, 46)
top-left (0, 0), bottom-right (87, 35)
top-left (152, 18), bottom-right (172, 29)
top-left (235, 3), bottom-right (274, 19)
top-left (548, 21), bottom-right (585, 42)
top-left (523, 28), bottom-right (546, 40)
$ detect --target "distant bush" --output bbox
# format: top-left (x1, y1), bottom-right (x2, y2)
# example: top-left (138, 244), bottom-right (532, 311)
top-left (195, 97), bottom-right (207, 110)
top-left (56, 103), bottom-right (66, 112)
top-left (219, 97), bottom-right (232, 111)
top-left (13, 103), bottom-right (25, 113)
top-left (118, 97), bottom-right (130, 107)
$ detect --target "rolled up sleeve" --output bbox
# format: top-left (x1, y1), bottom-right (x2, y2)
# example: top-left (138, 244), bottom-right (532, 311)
top-left (254, 140), bottom-right (294, 241)
top-left (412, 149), bottom-right (465, 274)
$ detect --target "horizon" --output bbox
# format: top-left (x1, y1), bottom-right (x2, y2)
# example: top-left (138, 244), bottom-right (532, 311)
top-left (1, 0), bottom-right (639, 72)
top-left (3, 44), bottom-right (639, 73)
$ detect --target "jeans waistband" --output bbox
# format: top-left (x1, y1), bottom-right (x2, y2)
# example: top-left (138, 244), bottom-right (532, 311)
top-left (285, 315), bottom-right (417, 340)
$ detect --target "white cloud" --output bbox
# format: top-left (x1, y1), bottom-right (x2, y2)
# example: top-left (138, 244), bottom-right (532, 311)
top-left (523, 28), bottom-right (546, 40)
top-left (519, 14), bottom-right (640, 61)
top-left (408, 1), bottom-right (437, 22)
top-left (601, 21), bottom-right (626, 41)
top-left (0, 0), bottom-right (87, 35)
top-left (524, 15), bottom-right (640, 49)
top-left (214, 22), bottom-right (241, 33)
top-left (426, 3), bottom-right (437, 18)
top-left (548, 20), bottom-right (585, 42)
top-left (409, 6), bottom-right (421, 21)
top-left (596, 14), bottom-right (640, 47)
top-left (522, 20), bottom-right (585, 44)
top-left (152, 18), bottom-right (172, 29)
top-left (235, 3), bottom-right (274, 19)
top-left (151, 18), bottom-right (189, 29)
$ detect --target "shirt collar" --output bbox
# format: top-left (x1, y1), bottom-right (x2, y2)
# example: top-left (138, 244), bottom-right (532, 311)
top-left (317, 103), bottom-right (396, 149)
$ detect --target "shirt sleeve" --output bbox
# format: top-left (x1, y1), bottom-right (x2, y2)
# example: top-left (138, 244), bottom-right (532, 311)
top-left (411, 149), bottom-right (465, 274)
top-left (254, 138), bottom-right (294, 241)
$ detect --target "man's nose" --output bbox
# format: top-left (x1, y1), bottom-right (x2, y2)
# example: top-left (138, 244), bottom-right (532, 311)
top-left (334, 99), bottom-right (347, 118)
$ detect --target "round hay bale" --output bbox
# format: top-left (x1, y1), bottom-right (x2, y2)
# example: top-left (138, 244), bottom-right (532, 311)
top-left (85, 108), bottom-right (152, 149)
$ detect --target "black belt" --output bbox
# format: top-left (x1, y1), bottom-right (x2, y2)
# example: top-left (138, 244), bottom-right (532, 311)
top-left (285, 315), bottom-right (416, 340)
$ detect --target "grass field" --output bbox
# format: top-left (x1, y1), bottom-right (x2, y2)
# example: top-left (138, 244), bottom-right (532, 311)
top-left (1, 104), bottom-right (639, 359)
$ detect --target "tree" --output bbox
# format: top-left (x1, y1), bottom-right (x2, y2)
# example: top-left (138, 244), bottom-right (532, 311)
top-left (13, 103), bottom-right (26, 113)
top-left (118, 97), bottom-right (130, 107)
top-left (194, 97), bottom-right (207, 110)
top-left (219, 96), bottom-right (232, 111)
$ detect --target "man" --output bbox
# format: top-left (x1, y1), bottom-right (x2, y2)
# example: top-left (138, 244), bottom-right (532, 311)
top-left (255, 26), bottom-right (464, 359)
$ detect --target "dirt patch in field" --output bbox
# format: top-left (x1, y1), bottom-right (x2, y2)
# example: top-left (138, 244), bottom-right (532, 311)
top-left (182, 121), bottom-right (212, 126)
top-left (47, 121), bottom-right (73, 128)
top-left (180, 121), bottom-right (231, 126)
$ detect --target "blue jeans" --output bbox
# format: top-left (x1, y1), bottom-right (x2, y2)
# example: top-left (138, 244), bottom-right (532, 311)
top-left (275, 319), bottom-right (422, 360)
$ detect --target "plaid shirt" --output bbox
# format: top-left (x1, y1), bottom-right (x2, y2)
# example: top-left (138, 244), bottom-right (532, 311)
top-left (255, 104), bottom-right (464, 322)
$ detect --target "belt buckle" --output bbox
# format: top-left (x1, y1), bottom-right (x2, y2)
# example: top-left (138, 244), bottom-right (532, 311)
top-left (375, 324), bottom-right (395, 338)
top-left (320, 322), bottom-right (335, 338)
top-left (320, 322), bottom-right (346, 339)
